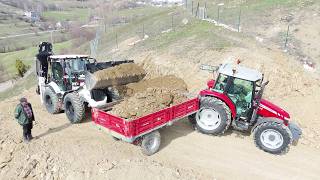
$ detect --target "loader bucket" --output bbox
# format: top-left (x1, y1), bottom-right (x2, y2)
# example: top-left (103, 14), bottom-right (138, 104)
top-left (85, 63), bottom-right (146, 90)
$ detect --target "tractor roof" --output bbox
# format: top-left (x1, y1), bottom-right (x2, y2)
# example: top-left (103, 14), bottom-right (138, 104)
top-left (218, 64), bottom-right (263, 82)
top-left (49, 55), bottom-right (89, 59)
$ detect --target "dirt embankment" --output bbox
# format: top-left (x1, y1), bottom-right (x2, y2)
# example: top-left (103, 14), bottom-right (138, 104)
top-left (110, 75), bottom-right (188, 120)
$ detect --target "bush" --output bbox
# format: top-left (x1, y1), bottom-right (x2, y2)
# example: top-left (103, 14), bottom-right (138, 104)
top-left (15, 59), bottom-right (29, 77)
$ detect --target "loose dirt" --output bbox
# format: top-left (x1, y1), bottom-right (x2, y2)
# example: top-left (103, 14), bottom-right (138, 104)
top-left (110, 75), bottom-right (188, 120)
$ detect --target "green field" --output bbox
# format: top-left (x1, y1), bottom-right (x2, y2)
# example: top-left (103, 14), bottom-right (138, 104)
top-left (42, 8), bottom-right (89, 22)
top-left (0, 40), bottom-right (71, 77)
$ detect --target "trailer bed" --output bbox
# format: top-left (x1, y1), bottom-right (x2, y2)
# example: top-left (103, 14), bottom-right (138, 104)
top-left (92, 98), bottom-right (199, 142)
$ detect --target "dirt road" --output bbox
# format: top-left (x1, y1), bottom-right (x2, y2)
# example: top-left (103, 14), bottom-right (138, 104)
top-left (0, 88), bottom-right (319, 180)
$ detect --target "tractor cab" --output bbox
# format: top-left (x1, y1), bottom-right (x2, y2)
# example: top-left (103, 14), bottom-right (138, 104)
top-left (48, 55), bottom-right (93, 91)
top-left (212, 64), bottom-right (263, 120)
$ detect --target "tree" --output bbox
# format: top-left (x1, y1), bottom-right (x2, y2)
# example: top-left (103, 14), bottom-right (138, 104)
top-left (15, 59), bottom-right (28, 77)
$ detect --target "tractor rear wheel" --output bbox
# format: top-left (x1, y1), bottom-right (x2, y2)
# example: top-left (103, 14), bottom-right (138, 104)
top-left (253, 121), bottom-right (292, 154)
top-left (141, 130), bottom-right (161, 156)
top-left (43, 88), bottom-right (60, 114)
top-left (195, 97), bottom-right (231, 135)
top-left (64, 92), bottom-right (85, 124)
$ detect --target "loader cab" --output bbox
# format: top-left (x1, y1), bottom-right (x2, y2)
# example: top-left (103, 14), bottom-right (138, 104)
top-left (212, 64), bottom-right (263, 120)
top-left (48, 55), bottom-right (90, 91)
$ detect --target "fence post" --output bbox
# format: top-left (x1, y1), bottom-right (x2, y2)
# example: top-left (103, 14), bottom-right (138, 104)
top-left (204, 2), bottom-right (207, 18)
top-left (238, 6), bottom-right (242, 32)
top-left (284, 24), bottom-right (290, 48)
top-left (191, 1), bottom-right (193, 15)
top-left (195, 2), bottom-right (200, 18)
top-left (50, 31), bottom-right (53, 44)
top-left (142, 24), bottom-right (145, 38)
top-left (217, 3), bottom-right (224, 24)
top-left (171, 14), bottom-right (174, 31)
top-left (217, 6), bottom-right (220, 24)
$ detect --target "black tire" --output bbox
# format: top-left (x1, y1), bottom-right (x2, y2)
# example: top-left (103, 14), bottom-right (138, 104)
top-left (64, 92), bottom-right (85, 123)
top-left (188, 113), bottom-right (196, 124)
top-left (43, 88), bottom-right (60, 114)
top-left (253, 121), bottom-right (292, 154)
top-left (195, 97), bottom-right (231, 135)
top-left (141, 130), bottom-right (161, 156)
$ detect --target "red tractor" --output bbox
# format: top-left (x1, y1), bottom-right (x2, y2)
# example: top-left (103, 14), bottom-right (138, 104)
top-left (190, 63), bottom-right (302, 154)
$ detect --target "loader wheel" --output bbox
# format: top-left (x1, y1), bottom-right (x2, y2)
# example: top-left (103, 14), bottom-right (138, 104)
top-left (253, 121), bottom-right (292, 154)
top-left (44, 88), bottom-right (60, 114)
top-left (141, 130), bottom-right (161, 156)
top-left (196, 97), bottom-right (231, 135)
top-left (64, 92), bottom-right (85, 124)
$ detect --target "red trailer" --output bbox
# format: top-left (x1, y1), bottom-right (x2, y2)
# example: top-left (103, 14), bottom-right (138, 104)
top-left (91, 98), bottom-right (199, 155)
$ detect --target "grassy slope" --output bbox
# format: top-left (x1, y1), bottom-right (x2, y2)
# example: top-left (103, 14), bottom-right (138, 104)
top-left (0, 41), bottom-right (72, 100)
top-left (0, 41), bottom-right (71, 77)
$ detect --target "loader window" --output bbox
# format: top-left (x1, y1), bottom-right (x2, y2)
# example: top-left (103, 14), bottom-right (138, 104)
top-left (71, 58), bottom-right (87, 73)
top-left (52, 62), bottom-right (63, 81)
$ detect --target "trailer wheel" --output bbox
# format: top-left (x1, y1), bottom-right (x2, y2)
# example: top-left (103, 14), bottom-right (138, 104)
top-left (141, 130), bottom-right (161, 156)
top-left (64, 92), bottom-right (85, 123)
top-left (196, 97), bottom-right (231, 135)
top-left (253, 121), bottom-right (292, 154)
top-left (43, 88), bottom-right (60, 114)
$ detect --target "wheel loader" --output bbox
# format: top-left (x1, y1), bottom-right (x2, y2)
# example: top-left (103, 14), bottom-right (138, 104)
top-left (35, 42), bottom-right (145, 123)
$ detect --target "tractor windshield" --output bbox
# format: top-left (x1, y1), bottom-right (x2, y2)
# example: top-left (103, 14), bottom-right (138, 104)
top-left (227, 78), bottom-right (254, 115)
top-left (214, 74), bottom-right (254, 116)
top-left (213, 74), bottom-right (228, 92)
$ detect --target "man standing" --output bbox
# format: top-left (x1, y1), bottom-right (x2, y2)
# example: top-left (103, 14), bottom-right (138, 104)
top-left (14, 98), bottom-right (35, 142)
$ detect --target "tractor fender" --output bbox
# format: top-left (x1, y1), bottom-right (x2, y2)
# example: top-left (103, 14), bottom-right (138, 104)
top-left (199, 89), bottom-right (237, 119)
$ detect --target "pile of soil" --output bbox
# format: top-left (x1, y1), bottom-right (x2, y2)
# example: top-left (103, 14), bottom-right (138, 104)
top-left (85, 63), bottom-right (146, 90)
top-left (110, 75), bottom-right (188, 120)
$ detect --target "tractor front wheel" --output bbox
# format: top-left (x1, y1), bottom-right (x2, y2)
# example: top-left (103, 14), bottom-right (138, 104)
top-left (141, 130), bottom-right (161, 156)
top-left (64, 92), bottom-right (85, 124)
top-left (195, 97), bottom-right (231, 135)
top-left (253, 121), bottom-right (292, 154)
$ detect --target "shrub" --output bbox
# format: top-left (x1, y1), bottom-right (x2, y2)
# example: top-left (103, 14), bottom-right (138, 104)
top-left (15, 59), bottom-right (28, 77)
